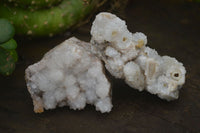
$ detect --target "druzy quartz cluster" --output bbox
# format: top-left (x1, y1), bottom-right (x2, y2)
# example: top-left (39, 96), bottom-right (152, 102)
top-left (90, 12), bottom-right (186, 101)
top-left (25, 12), bottom-right (186, 113)
top-left (25, 38), bottom-right (112, 113)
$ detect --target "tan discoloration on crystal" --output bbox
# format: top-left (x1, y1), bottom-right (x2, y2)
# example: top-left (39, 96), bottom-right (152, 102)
top-left (136, 40), bottom-right (144, 49)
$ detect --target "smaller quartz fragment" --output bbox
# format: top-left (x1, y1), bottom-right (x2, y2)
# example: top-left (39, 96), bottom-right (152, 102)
top-left (90, 12), bottom-right (186, 101)
top-left (135, 47), bottom-right (186, 100)
top-left (25, 37), bottom-right (112, 113)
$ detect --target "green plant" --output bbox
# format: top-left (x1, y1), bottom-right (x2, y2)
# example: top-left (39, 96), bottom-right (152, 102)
top-left (0, 18), bottom-right (18, 76)
top-left (0, 0), bottom-right (106, 37)
top-left (0, 18), bottom-right (15, 43)
top-left (5, 0), bottom-right (62, 9)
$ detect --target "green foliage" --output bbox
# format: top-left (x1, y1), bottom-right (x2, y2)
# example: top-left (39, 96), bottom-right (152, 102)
top-left (0, 39), bottom-right (17, 50)
top-left (0, 47), bottom-right (18, 76)
top-left (4, 0), bottom-right (62, 9)
top-left (0, 18), bottom-right (15, 43)
top-left (0, 18), bottom-right (18, 76)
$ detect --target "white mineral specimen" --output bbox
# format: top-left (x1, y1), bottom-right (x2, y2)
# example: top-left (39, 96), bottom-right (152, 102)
top-left (25, 37), bottom-right (112, 113)
top-left (135, 47), bottom-right (186, 100)
top-left (90, 12), bottom-right (186, 101)
top-left (91, 12), bottom-right (147, 78)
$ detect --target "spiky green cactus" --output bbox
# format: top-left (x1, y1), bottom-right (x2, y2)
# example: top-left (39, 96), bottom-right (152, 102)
top-left (4, 0), bottom-right (62, 9)
top-left (0, 0), bottom-right (106, 37)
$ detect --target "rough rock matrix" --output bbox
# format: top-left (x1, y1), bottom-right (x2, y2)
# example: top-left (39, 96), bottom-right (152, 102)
top-left (25, 37), bottom-right (112, 113)
top-left (90, 12), bottom-right (186, 101)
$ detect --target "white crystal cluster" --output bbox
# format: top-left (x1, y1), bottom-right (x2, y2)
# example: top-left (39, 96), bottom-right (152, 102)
top-left (25, 12), bottom-right (186, 114)
top-left (25, 37), bottom-right (112, 113)
top-left (90, 12), bottom-right (186, 101)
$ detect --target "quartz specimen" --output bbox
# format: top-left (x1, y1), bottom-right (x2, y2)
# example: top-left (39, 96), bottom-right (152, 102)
top-left (90, 12), bottom-right (186, 101)
top-left (25, 37), bottom-right (112, 113)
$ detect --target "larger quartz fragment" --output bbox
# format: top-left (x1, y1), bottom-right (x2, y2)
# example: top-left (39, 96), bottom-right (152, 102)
top-left (90, 12), bottom-right (186, 101)
top-left (25, 37), bottom-right (112, 113)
